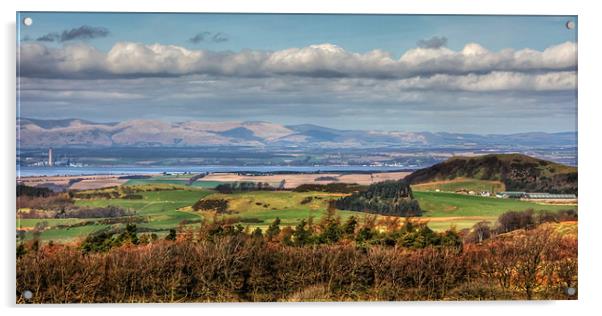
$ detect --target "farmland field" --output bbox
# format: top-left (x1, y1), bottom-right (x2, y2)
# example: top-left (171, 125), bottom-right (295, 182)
top-left (18, 187), bottom-right (211, 241)
top-left (411, 178), bottom-right (505, 193)
top-left (414, 191), bottom-right (572, 217)
top-left (18, 182), bottom-right (577, 241)
top-left (124, 176), bottom-right (227, 188)
top-left (412, 190), bottom-right (575, 229)
top-left (185, 190), bottom-right (365, 228)
top-left (74, 189), bottom-right (211, 229)
top-left (18, 186), bottom-right (367, 241)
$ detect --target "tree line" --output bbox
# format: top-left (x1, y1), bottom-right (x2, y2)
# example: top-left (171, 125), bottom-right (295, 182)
top-left (215, 181), bottom-right (284, 194)
top-left (293, 182), bottom-right (365, 193)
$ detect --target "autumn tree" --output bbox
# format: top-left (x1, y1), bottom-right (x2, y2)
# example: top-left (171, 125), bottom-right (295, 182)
top-left (266, 217), bottom-right (281, 241)
top-left (467, 221), bottom-right (492, 244)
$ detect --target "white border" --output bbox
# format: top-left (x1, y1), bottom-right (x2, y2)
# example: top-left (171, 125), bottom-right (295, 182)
top-left (2, 1), bottom-right (601, 315)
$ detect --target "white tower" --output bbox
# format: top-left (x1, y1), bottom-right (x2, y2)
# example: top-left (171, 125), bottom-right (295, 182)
top-left (48, 148), bottom-right (54, 166)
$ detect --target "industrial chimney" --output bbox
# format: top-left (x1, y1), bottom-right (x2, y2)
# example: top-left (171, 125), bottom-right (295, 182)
top-left (48, 148), bottom-right (54, 166)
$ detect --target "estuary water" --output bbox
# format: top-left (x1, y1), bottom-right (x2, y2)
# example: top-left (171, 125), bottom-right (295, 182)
top-left (17, 165), bottom-right (412, 177)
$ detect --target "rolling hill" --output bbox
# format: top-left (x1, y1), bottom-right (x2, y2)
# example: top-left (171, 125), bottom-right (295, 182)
top-left (404, 154), bottom-right (577, 194)
top-left (17, 117), bottom-right (576, 149)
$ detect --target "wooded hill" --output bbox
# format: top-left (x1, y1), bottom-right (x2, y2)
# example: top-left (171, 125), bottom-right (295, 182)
top-left (404, 154), bottom-right (577, 194)
top-left (335, 180), bottom-right (422, 217)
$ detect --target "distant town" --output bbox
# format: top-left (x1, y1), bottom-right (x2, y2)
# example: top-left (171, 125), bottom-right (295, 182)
top-left (22, 148), bottom-right (86, 168)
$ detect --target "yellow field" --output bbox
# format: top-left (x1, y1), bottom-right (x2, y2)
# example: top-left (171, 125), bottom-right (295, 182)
top-left (412, 178), bottom-right (506, 193)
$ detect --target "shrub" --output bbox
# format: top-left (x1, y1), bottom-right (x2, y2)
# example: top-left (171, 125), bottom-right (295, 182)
top-left (215, 182), bottom-right (275, 194)
top-left (17, 184), bottom-right (53, 197)
top-left (497, 209), bottom-right (535, 233)
top-left (192, 199), bottom-right (229, 213)
top-left (16, 225), bottom-right (576, 303)
top-left (299, 196), bottom-right (314, 205)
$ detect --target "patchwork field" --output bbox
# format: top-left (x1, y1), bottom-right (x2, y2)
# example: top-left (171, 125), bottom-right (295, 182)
top-left (18, 189), bottom-right (369, 241)
top-left (18, 187), bottom-right (210, 241)
top-left (18, 174), bottom-right (128, 191)
top-left (197, 171), bottom-right (411, 188)
top-left (17, 170), bottom-right (411, 192)
top-left (18, 178), bottom-right (578, 242)
top-left (120, 171), bottom-right (412, 189)
top-left (181, 190), bottom-right (363, 228)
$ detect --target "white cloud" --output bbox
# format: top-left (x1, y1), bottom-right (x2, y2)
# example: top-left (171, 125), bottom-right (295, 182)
top-left (19, 41), bottom-right (577, 80)
top-left (18, 73), bottom-right (577, 133)
top-left (20, 42), bottom-right (106, 76)
top-left (391, 71), bottom-right (576, 91)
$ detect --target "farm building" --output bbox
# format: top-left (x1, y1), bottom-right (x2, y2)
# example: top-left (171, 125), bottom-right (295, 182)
top-left (495, 191), bottom-right (527, 199)
top-left (523, 193), bottom-right (577, 200)
top-left (496, 191), bottom-right (577, 202)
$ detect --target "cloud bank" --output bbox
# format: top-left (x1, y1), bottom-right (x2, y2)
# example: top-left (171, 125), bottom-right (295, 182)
top-left (19, 41), bottom-right (577, 83)
top-left (16, 40), bottom-right (577, 133)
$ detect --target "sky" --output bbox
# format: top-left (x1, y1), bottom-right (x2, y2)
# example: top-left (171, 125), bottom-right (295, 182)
top-left (16, 12), bottom-right (578, 134)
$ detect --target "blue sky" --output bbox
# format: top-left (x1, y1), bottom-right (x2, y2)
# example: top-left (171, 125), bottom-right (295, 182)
top-left (19, 13), bottom-right (576, 53)
top-left (16, 12), bottom-right (578, 133)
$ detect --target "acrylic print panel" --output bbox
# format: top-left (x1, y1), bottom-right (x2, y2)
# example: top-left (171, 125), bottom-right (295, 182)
top-left (16, 12), bottom-right (578, 303)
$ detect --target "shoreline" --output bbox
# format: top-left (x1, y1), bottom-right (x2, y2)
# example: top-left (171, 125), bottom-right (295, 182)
top-left (16, 165), bottom-right (416, 177)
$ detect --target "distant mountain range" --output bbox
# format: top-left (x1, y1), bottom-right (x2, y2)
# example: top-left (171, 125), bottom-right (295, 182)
top-left (17, 117), bottom-right (577, 149)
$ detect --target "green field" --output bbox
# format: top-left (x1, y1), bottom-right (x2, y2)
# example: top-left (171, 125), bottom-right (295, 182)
top-left (414, 191), bottom-right (571, 217)
top-left (19, 188), bottom-right (364, 241)
top-left (18, 183), bottom-right (578, 241)
top-left (19, 188), bottom-right (212, 241)
top-left (412, 178), bottom-right (505, 193)
top-left (407, 178), bottom-right (573, 229)
top-left (191, 191), bottom-right (363, 228)
top-left (75, 189), bottom-right (211, 229)
top-left (412, 190), bottom-right (575, 230)
top-left (124, 177), bottom-right (227, 188)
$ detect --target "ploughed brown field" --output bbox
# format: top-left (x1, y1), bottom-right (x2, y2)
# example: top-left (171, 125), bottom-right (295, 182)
top-left (17, 175), bottom-right (128, 191)
top-left (199, 171), bottom-right (411, 188)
